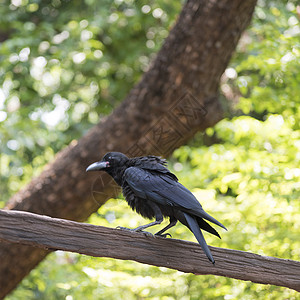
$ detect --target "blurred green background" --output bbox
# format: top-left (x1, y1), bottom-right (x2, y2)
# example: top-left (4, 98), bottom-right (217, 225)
top-left (0, 0), bottom-right (299, 299)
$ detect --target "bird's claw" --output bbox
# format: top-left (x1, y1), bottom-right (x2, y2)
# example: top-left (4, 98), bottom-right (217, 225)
top-left (116, 226), bottom-right (153, 237)
top-left (140, 231), bottom-right (154, 237)
top-left (116, 226), bottom-right (130, 231)
top-left (116, 226), bottom-right (144, 232)
top-left (155, 232), bottom-right (172, 238)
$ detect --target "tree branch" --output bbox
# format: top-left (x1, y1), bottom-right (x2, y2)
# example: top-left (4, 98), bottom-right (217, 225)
top-left (0, 210), bottom-right (299, 292)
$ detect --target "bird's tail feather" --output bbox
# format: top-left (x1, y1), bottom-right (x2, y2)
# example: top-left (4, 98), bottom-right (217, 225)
top-left (184, 212), bottom-right (215, 264)
top-left (197, 217), bottom-right (221, 239)
top-left (197, 210), bottom-right (227, 231)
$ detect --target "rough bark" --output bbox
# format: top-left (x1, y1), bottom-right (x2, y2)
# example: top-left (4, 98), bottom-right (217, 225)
top-left (0, 210), bottom-right (299, 292)
top-left (0, 0), bottom-right (258, 298)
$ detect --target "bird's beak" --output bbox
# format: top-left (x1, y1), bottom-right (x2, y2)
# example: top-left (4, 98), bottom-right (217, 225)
top-left (86, 161), bottom-right (109, 172)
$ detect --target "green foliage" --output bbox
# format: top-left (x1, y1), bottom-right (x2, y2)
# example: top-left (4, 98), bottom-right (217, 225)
top-left (227, 0), bottom-right (300, 121)
top-left (2, 0), bottom-right (300, 299)
top-left (0, 0), bottom-right (182, 204)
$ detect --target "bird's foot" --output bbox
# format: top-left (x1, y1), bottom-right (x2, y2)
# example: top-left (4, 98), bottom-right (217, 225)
top-left (116, 226), bottom-right (131, 231)
top-left (116, 226), bottom-right (145, 232)
top-left (155, 232), bottom-right (172, 238)
top-left (140, 231), bottom-right (154, 237)
top-left (116, 226), bottom-right (153, 237)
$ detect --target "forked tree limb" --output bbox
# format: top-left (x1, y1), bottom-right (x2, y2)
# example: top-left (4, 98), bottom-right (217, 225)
top-left (0, 210), bottom-right (299, 292)
top-left (0, 0), bottom-right (258, 297)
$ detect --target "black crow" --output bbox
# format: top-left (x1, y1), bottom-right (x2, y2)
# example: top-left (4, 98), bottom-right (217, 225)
top-left (86, 152), bottom-right (226, 263)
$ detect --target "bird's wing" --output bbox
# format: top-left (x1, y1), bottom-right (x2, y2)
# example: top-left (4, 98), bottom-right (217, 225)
top-left (123, 167), bottom-right (174, 206)
top-left (123, 167), bottom-right (226, 230)
top-left (132, 156), bottom-right (178, 181)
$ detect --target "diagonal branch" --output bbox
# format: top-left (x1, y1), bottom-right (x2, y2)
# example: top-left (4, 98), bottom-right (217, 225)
top-left (0, 210), bottom-right (299, 292)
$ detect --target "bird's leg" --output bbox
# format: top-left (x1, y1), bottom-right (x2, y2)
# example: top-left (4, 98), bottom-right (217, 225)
top-left (132, 202), bottom-right (164, 232)
top-left (155, 217), bottom-right (177, 238)
top-left (131, 218), bottom-right (163, 232)
top-left (117, 202), bottom-right (163, 234)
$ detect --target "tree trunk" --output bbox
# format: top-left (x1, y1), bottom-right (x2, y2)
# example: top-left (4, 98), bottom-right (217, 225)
top-left (0, 0), bottom-right (257, 298)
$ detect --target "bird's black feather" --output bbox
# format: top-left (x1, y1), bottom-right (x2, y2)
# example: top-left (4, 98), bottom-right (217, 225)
top-left (87, 152), bottom-right (227, 263)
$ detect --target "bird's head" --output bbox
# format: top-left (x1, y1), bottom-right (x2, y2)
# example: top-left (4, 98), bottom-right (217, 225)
top-left (86, 152), bottom-right (129, 173)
